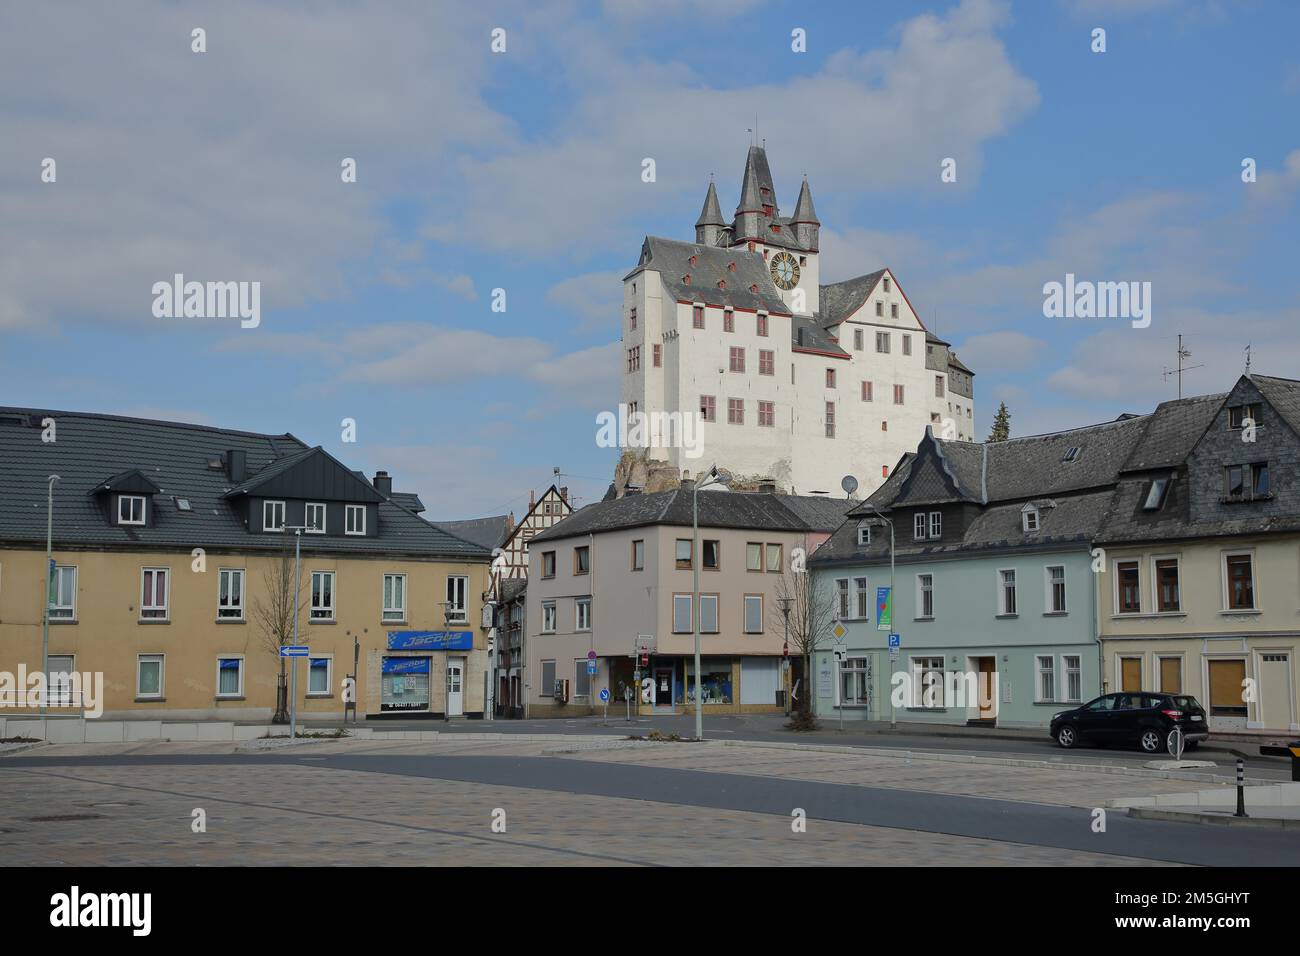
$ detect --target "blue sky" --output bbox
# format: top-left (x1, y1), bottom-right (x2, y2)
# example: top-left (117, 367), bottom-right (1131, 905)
top-left (2, 0), bottom-right (1298, 518)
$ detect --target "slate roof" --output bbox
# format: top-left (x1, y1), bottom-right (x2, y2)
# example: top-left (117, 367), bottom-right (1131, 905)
top-left (433, 514), bottom-right (512, 551)
top-left (813, 490), bottom-right (1114, 567)
top-left (499, 578), bottom-right (527, 603)
top-left (695, 181), bottom-right (725, 228)
top-left (0, 406), bottom-right (489, 560)
top-left (531, 489), bottom-right (852, 543)
top-left (793, 314), bottom-right (849, 357)
top-left (1118, 393), bottom-right (1226, 472)
top-left (625, 236), bottom-right (790, 315)
top-left (1250, 375), bottom-right (1300, 436)
top-left (817, 270), bottom-right (885, 327)
top-left (791, 177), bottom-right (819, 225)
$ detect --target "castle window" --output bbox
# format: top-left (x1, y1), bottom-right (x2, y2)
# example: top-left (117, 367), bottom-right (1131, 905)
top-left (728, 398), bottom-right (744, 425)
top-left (748, 241), bottom-right (756, 252)
top-left (693, 305), bottom-right (704, 328)
top-left (825, 368), bottom-right (836, 388)
top-left (724, 309), bottom-right (734, 332)
top-left (876, 301), bottom-right (883, 317)
top-left (700, 395), bottom-right (716, 422)
top-left (653, 344), bottom-right (662, 367)
top-left (729, 347), bottom-right (745, 373)
top-left (824, 402), bottom-right (836, 438)
top-left (862, 381), bottom-right (873, 402)
top-left (902, 334), bottom-right (911, 355)
top-left (758, 401), bottom-right (775, 427)
top-left (759, 350), bottom-right (775, 376)
top-left (728, 262), bottom-right (736, 272)
top-left (891, 303), bottom-right (899, 319)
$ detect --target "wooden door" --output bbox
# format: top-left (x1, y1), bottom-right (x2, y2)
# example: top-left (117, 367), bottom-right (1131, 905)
top-left (1159, 657), bottom-right (1181, 694)
top-left (977, 657), bottom-right (997, 719)
top-left (1208, 659), bottom-right (1247, 717)
top-left (1121, 657), bottom-right (1142, 691)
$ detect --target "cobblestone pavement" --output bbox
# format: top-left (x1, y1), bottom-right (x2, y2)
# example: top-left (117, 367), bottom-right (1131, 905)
top-left (548, 741), bottom-right (1235, 808)
top-left (2, 754), bottom-right (1169, 867)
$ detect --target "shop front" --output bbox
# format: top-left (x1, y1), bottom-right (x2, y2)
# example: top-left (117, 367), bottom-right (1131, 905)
top-left (377, 629), bottom-right (476, 719)
top-left (635, 656), bottom-right (784, 716)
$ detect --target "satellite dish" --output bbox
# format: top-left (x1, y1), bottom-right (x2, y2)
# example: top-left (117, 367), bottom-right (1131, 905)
top-left (840, 475), bottom-right (859, 495)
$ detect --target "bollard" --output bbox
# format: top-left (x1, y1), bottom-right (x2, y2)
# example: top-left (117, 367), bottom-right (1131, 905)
top-left (1235, 757), bottom-right (1248, 818)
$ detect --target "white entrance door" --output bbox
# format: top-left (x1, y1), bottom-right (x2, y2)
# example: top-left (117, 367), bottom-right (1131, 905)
top-left (447, 658), bottom-right (464, 717)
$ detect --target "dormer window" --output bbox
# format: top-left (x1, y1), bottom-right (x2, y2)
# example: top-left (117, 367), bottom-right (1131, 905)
top-left (688, 254), bottom-right (697, 266)
top-left (345, 504), bottom-right (366, 535)
top-left (118, 495), bottom-right (145, 525)
top-left (305, 502), bottom-right (326, 533)
top-left (727, 261), bottom-right (736, 272)
top-left (1022, 505), bottom-right (1040, 533)
top-left (857, 523), bottom-right (871, 546)
top-left (1143, 478), bottom-right (1170, 511)
top-left (1229, 404), bottom-right (1261, 429)
top-left (263, 500), bottom-right (286, 532)
top-left (883, 277), bottom-right (891, 293)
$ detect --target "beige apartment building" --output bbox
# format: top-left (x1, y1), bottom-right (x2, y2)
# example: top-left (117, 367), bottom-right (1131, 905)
top-left (1094, 377), bottom-right (1300, 735)
top-left (0, 407), bottom-right (491, 720)
top-left (524, 482), bottom-right (848, 717)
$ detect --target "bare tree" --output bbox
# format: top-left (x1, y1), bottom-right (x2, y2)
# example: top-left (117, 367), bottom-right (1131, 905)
top-left (253, 532), bottom-right (305, 723)
top-left (770, 538), bottom-right (836, 728)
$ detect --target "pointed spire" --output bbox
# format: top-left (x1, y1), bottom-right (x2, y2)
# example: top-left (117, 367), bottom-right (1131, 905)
top-left (695, 180), bottom-right (725, 228)
top-left (735, 145), bottom-right (776, 215)
top-left (791, 176), bottom-right (819, 225)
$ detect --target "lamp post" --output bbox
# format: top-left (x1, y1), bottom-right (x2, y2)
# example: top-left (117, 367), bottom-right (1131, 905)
top-left (778, 596), bottom-right (793, 716)
top-left (40, 475), bottom-right (60, 716)
top-left (692, 466), bottom-right (729, 740)
top-left (440, 601), bottom-right (455, 723)
top-left (862, 506), bottom-right (895, 729)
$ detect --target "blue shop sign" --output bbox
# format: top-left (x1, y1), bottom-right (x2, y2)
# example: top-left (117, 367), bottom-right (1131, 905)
top-left (387, 630), bottom-right (474, 651)
top-left (381, 657), bottom-right (431, 675)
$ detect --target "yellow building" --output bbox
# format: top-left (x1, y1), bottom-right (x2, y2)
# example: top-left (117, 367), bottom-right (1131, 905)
top-left (1095, 377), bottom-right (1300, 736)
top-left (0, 408), bottom-right (491, 721)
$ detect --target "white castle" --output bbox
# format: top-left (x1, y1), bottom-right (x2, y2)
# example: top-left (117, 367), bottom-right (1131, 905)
top-left (620, 145), bottom-right (974, 494)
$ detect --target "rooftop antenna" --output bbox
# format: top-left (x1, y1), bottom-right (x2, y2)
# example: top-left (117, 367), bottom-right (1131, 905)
top-left (1161, 333), bottom-right (1204, 399)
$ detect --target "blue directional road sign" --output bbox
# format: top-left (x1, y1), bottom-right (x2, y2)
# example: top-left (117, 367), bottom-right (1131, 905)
top-left (599, 688), bottom-right (610, 702)
top-left (280, 645), bottom-right (310, 657)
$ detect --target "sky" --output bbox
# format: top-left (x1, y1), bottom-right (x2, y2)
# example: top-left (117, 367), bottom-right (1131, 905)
top-left (1, 0), bottom-right (1298, 519)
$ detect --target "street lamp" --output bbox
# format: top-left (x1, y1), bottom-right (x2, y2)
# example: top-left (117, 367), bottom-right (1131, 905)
top-left (440, 600), bottom-right (455, 723)
top-left (861, 506), bottom-right (895, 729)
top-left (778, 596), bottom-right (793, 716)
top-left (40, 475), bottom-right (60, 715)
top-left (692, 466), bottom-right (729, 740)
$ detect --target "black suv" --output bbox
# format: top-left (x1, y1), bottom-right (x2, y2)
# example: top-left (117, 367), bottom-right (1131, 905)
top-left (1050, 692), bottom-right (1209, 753)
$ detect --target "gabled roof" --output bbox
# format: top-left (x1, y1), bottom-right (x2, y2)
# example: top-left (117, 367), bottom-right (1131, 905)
top-left (222, 445), bottom-right (385, 503)
top-left (0, 406), bottom-right (488, 559)
top-left (817, 270), bottom-right (885, 327)
top-left (625, 236), bottom-right (791, 316)
top-left (434, 514), bottom-right (512, 551)
top-left (1249, 374), bottom-right (1300, 437)
top-left (531, 489), bottom-right (852, 543)
top-left (1119, 392), bottom-right (1227, 472)
top-left (90, 468), bottom-right (163, 496)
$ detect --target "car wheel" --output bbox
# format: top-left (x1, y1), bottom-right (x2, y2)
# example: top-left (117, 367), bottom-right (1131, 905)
top-left (1139, 729), bottom-right (1162, 753)
top-left (1056, 725), bottom-right (1078, 749)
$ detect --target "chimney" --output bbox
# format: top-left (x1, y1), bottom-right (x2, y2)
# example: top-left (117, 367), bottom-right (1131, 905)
top-left (226, 449), bottom-right (247, 483)
top-left (373, 471), bottom-right (392, 497)
top-left (529, 489), bottom-right (536, 509)
top-left (680, 477), bottom-right (695, 492)
top-left (759, 481), bottom-right (776, 494)
top-left (559, 486), bottom-right (569, 503)
top-left (506, 511), bottom-right (515, 533)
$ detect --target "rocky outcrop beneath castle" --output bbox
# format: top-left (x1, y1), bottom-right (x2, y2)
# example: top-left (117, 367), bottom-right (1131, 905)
top-left (610, 450), bottom-right (799, 497)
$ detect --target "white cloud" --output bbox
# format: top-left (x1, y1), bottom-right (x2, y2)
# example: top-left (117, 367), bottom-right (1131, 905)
top-left (546, 271), bottom-right (625, 332)
top-left (0, 1), bottom-right (510, 330)
top-left (435, 0), bottom-right (1038, 255)
top-left (951, 331), bottom-right (1049, 374)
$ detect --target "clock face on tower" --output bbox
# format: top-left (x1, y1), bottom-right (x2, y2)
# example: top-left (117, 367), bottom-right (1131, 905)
top-left (770, 250), bottom-right (800, 290)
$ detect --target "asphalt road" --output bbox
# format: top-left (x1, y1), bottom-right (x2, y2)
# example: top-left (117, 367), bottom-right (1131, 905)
top-left (11, 749), bottom-right (1300, 866)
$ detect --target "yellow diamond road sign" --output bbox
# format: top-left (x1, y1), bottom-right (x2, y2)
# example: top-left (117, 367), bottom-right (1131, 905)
top-left (832, 622), bottom-right (847, 641)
